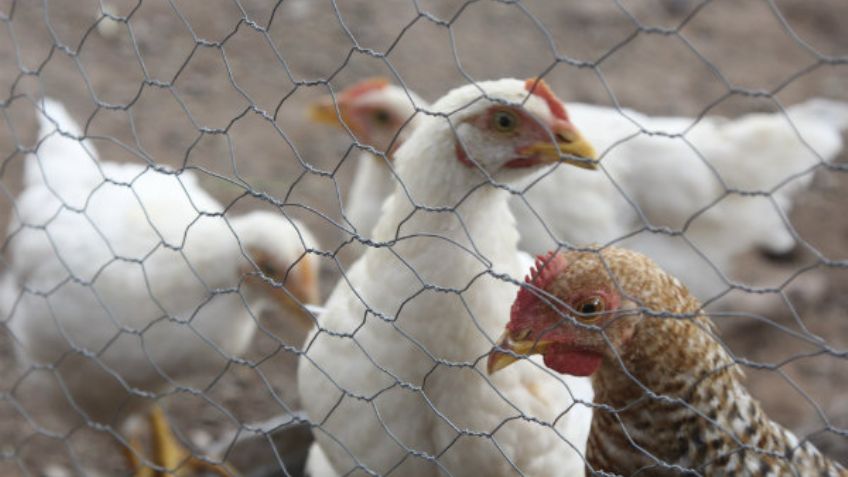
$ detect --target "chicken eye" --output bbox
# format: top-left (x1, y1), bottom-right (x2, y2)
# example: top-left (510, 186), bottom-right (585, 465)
top-left (372, 109), bottom-right (392, 125)
top-left (492, 110), bottom-right (519, 133)
top-left (261, 263), bottom-right (278, 278)
top-left (575, 296), bottom-right (604, 319)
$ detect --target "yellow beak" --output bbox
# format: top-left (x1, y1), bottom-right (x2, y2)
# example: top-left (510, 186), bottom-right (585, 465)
top-left (307, 95), bottom-right (344, 126)
top-left (517, 127), bottom-right (597, 170)
top-left (274, 256), bottom-right (321, 332)
top-left (486, 330), bottom-right (553, 374)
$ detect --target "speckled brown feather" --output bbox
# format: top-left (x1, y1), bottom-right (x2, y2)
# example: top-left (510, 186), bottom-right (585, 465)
top-left (551, 248), bottom-right (846, 476)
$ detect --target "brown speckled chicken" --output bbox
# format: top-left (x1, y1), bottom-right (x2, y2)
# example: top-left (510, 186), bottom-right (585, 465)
top-left (488, 247), bottom-right (846, 476)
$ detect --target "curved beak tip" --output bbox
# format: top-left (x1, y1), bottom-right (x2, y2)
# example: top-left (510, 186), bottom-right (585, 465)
top-left (486, 331), bottom-right (555, 375)
top-left (294, 257), bottom-right (321, 304)
top-left (487, 330), bottom-right (519, 375)
top-left (558, 131), bottom-right (598, 169)
top-left (519, 132), bottom-right (598, 170)
top-left (486, 350), bottom-right (518, 375)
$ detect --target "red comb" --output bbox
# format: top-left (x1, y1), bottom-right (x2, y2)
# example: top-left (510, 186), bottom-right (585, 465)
top-left (340, 77), bottom-right (390, 102)
top-left (526, 251), bottom-right (569, 289)
top-left (524, 78), bottom-right (569, 121)
top-left (512, 251), bottom-right (569, 320)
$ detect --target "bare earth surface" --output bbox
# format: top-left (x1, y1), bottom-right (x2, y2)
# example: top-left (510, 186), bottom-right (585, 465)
top-left (0, 0), bottom-right (846, 476)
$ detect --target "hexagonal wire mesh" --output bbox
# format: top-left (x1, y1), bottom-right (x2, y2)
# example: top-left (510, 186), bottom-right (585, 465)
top-left (0, 0), bottom-right (846, 476)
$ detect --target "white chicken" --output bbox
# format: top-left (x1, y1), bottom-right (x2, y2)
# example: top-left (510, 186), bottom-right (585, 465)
top-left (310, 78), bottom-right (848, 299)
top-left (308, 78), bottom-right (425, 240)
top-left (298, 78), bottom-right (597, 476)
top-left (536, 100), bottom-right (848, 299)
top-left (2, 98), bottom-right (321, 475)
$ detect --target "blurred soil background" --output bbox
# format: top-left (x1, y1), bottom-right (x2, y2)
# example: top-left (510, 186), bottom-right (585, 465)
top-left (0, 0), bottom-right (845, 475)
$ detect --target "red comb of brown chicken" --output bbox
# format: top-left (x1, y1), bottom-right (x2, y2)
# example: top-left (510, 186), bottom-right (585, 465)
top-left (511, 251), bottom-right (568, 314)
top-left (488, 247), bottom-right (846, 476)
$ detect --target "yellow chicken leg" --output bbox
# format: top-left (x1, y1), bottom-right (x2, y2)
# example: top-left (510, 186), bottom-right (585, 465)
top-left (123, 433), bottom-right (155, 477)
top-left (139, 406), bottom-right (238, 477)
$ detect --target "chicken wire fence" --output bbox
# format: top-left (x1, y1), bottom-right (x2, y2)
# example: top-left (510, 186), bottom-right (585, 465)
top-left (0, 0), bottom-right (846, 476)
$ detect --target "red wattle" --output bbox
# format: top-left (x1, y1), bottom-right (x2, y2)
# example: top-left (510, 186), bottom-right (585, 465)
top-left (543, 346), bottom-right (603, 376)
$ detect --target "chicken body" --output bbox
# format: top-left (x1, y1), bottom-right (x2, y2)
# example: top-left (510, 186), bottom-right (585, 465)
top-left (299, 79), bottom-right (596, 476)
top-left (490, 247), bottom-right (846, 475)
top-left (3, 99), bottom-right (319, 436)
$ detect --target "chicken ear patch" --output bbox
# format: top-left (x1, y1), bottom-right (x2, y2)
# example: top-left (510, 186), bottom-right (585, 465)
top-left (524, 78), bottom-right (569, 122)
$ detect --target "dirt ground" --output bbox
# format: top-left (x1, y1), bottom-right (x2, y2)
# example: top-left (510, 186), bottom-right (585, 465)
top-left (0, 0), bottom-right (846, 475)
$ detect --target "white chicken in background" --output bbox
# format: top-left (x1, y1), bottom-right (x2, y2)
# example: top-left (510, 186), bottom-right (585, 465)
top-left (1, 98), bottom-right (321, 474)
top-left (582, 99), bottom-right (847, 299)
top-left (299, 78), bottom-right (597, 477)
top-left (308, 78), bottom-right (425, 240)
top-left (309, 78), bottom-right (848, 300)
